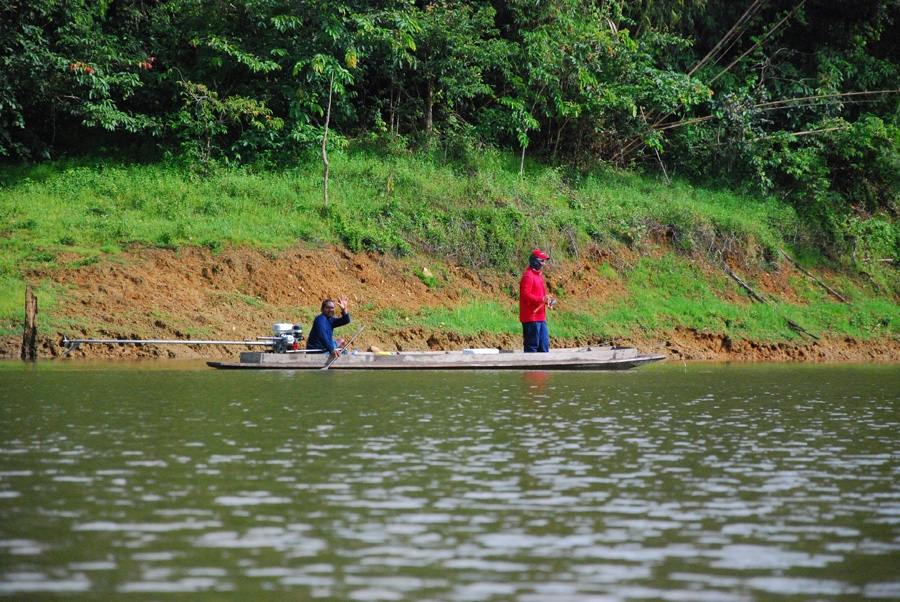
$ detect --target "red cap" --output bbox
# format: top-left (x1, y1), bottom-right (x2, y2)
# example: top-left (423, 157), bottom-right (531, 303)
top-left (531, 248), bottom-right (549, 261)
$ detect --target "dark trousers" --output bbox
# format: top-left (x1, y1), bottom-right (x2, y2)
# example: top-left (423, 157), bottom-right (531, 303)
top-left (522, 321), bottom-right (549, 353)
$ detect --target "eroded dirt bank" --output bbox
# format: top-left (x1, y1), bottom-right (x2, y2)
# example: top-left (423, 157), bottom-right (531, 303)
top-left (2, 244), bottom-right (898, 362)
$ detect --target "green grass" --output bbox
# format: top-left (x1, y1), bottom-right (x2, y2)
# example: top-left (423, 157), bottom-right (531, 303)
top-left (0, 277), bottom-right (25, 336)
top-left (210, 291), bottom-right (266, 308)
top-left (0, 149), bottom-right (804, 277)
top-left (372, 253), bottom-right (898, 344)
top-left (0, 278), bottom-right (64, 336)
top-left (596, 253), bottom-right (898, 342)
top-left (1, 147), bottom-right (896, 343)
top-left (417, 301), bottom-right (519, 336)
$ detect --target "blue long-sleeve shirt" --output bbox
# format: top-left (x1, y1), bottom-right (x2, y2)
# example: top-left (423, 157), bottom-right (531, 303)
top-left (306, 312), bottom-right (351, 353)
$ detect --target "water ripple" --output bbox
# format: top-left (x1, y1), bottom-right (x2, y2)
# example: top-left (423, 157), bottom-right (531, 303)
top-left (1, 365), bottom-right (897, 601)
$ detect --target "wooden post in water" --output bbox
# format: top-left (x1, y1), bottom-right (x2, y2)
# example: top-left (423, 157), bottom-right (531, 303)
top-left (21, 285), bottom-right (38, 361)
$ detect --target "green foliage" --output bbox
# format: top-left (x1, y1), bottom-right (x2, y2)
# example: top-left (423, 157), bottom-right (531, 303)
top-left (414, 266), bottom-right (442, 289)
top-left (0, 0), bottom-right (158, 159)
top-left (410, 1), bottom-right (500, 132)
top-left (841, 215), bottom-right (899, 294)
top-left (844, 216), bottom-right (898, 264)
top-left (595, 262), bottom-right (619, 281)
top-left (828, 116), bottom-right (899, 215)
top-left (0, 0), bottom-right (895, 256)
top-left (172, 81), bottom-right (284, 166)
top-left (200, 35), bottom-right (281, 74)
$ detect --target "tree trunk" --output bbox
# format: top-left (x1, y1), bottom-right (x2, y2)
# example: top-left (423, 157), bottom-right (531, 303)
top-left (389, 87), bottom-right (397, 135)
top-left (21, 286), bottom-right (37, 361)
top-left (519, 145), bottom-right (526, 176)
top-left (552, 120), bottom-right (566, 162)
top-left (425, 81), bottom-right (433, 133)
top-left (322, 73), bottom-right (334, 207)
top-left (50, 103), bottom-right (57, 147)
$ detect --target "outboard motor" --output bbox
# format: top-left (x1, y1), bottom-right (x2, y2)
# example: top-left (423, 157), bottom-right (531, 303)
top-left (271, 323), bottom-right (303, 353)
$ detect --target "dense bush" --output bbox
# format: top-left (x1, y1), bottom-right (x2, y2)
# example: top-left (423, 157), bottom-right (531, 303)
top-left (1, 0), bottom-right (896, 261)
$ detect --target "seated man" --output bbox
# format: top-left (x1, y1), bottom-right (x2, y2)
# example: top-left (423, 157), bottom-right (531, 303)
top-left (306, 296), bottom-right (351, 358)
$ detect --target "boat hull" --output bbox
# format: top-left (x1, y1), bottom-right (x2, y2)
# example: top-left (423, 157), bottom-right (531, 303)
top-left (207, 347), bottom-right (665, 370)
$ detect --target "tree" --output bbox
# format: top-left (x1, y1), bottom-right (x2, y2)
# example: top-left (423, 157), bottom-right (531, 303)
top-left (408, 1), bottom-right (500, 135)
top-left (0, 0), bottom-right (155, 159)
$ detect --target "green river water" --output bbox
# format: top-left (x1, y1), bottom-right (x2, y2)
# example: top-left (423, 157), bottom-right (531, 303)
top-left (0, 361), bottom-right (898, 600)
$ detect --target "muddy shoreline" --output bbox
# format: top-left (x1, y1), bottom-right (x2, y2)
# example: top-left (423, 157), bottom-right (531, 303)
top-left (4, 330), bottom-right (898, 364)
top-left (3, 245), bottom-right (897, 363)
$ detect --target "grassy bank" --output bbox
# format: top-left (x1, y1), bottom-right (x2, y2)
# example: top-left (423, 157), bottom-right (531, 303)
top-left (377, 254), bottom-right (895, 343)
top-left (0, 147), bottom-right (896, 346)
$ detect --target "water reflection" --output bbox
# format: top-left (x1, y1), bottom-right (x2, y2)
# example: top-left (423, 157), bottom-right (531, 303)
top-left (0, 363), bottom-right (898, 600)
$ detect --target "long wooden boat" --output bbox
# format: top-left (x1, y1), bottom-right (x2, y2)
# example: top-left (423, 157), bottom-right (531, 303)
top-left (207, 346), bottom-right (665, 370)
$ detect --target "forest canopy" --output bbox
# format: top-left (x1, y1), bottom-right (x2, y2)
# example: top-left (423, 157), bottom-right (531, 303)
top-left (1, 0), bottom-right (897, 252)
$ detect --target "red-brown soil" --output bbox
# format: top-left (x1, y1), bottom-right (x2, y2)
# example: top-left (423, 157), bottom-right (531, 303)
top-left (2, 243), bottom-right (898, 363)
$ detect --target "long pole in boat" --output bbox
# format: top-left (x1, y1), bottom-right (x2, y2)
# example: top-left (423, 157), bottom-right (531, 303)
top-left (60, 336), bottom-right (319, 356)
top-left (321, 326), bottom-right (365, 371)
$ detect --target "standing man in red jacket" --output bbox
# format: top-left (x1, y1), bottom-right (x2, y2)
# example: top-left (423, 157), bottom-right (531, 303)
top-left (519, 248), bottom-right (555, 352)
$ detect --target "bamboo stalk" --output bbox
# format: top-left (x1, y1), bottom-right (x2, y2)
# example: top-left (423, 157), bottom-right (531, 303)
top-left (720, 263), bottom-right (819, 340)
top-left (689, 0), bottom-right (766, 76)
top-left (620, 0), bottom-right (810, 160)
top-left (706, 125), bottom-right (851, 147)
top-left (656, 89), bottom-right (899, 133)
top-left (756, 125), bottom-right (850, 140)
top-left (722, 264), bottom-right (768, 304)
top-left (631, 0), bottom-right (766, 138)
top-left (785, 319), bottom-right (820, 339)
top-left (709, 0), bottom-right (807, 85)
top-left (779, 249), bottom-right (850, 304)
top-left (657, 115), bottom-right (716, 131)
top-left (753, 88), bottom-right (900, 109)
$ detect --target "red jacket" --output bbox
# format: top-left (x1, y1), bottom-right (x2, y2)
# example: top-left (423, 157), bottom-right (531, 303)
top-left (519, 267), bottom-right (547, 323)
